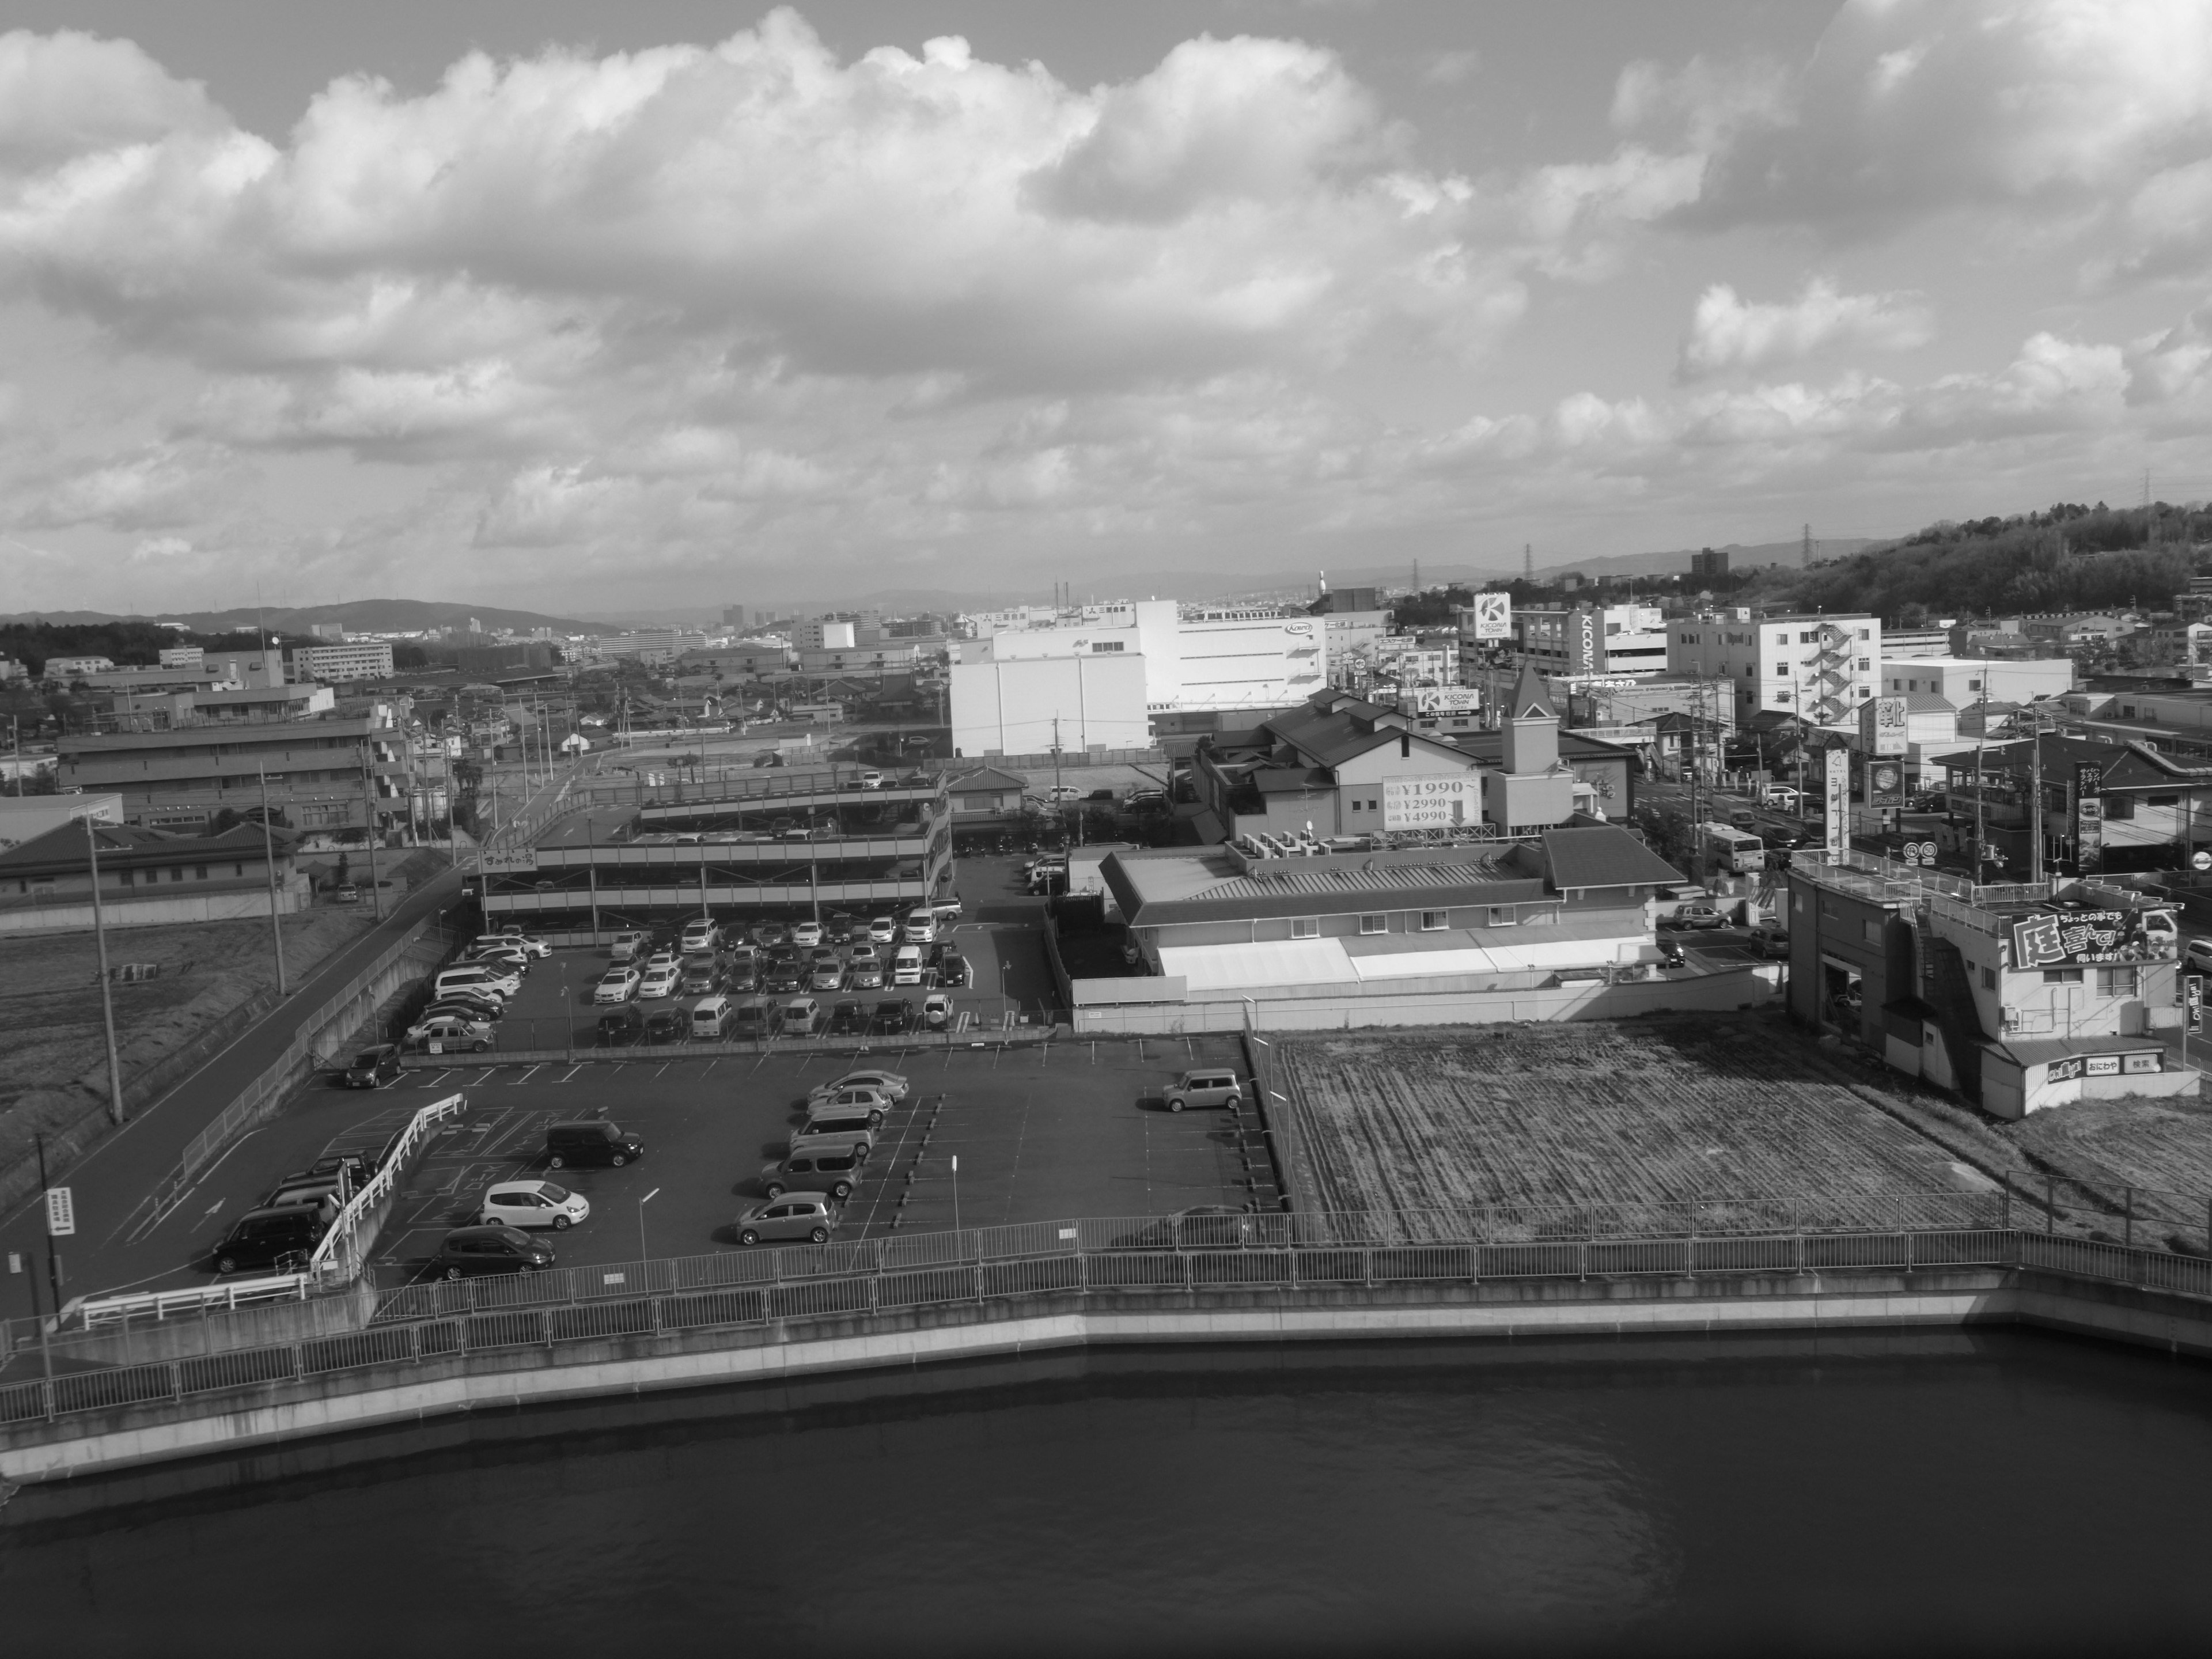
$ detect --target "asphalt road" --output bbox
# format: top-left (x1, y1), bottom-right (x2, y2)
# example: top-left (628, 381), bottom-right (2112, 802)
top-left (0, 863), bottom-right (467, 1312)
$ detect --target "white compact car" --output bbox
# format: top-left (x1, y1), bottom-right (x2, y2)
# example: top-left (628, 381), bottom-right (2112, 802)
top-left (594, 965), bottom-right (643, 1004)
top-left (478, 1180), bottom-right (591, 1231)
top-left (638, 963), bottom-right (682, 1001)
top-left (808, 1069), bottom-right (912, 1105)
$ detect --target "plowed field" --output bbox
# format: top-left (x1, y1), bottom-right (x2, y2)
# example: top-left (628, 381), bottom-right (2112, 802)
top-left (1275, 1017), bottom-right (1990, 1237)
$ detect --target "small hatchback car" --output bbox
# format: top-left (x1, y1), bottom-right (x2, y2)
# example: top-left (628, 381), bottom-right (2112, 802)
top-left (431, 1225), bottom-right (555, 1279)
top-left (1163, 1069), bottom-right (1244, 1113)
top-left (760, 1143), bottom-right (868, 1201)
top-left (478, 1180), bottom-right (591, 1231)
top-left (734, 1195), bottom-right (835, 1246)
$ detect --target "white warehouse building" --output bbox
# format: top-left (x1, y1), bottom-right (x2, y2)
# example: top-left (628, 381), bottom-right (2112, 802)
top-left (951, 600), bottom-right (1326, 756)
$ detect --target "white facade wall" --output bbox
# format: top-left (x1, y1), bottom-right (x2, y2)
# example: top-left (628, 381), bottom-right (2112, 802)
top-left (959, 600), bottom-right (1323, 717)
top-left (288, 641), bottom-right (395, 682)
top-left (1669, 613), bottom-right (1881, 726)
top-left (1879, 656), bottom-right (2074, 706)
top-left (950, 653), bottom-right (1151, 756)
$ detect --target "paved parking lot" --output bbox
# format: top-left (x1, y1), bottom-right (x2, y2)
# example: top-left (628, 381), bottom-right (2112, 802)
top-left (366, 1035), bottom-right (1272, 1278)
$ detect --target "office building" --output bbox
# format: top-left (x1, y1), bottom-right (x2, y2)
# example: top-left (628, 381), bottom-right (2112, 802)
top-left (1688, 548), bottom-right (1729, 582)
top-left (1668, 612), bottom-right (1881, 725)
top-left (57, 710), bottom-right (412, 836)
top-left (1879, 656), bottom-right (2074, 707)
top-left (1491, 604), bottom-right (1668, 680)
top-left (1788, 852), bottom-right (2194, 1115)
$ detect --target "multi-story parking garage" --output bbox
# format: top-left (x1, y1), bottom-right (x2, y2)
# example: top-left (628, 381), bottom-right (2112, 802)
top-left (480, 771), bottom-right (954, 942)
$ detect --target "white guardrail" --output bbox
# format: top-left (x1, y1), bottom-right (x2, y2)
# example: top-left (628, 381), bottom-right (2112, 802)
top-left (75, 1093), bottom-right (471, 1329)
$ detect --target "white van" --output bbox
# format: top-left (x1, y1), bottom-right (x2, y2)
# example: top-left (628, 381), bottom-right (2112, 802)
top-left (690, 995), bottom-right (733, 1040)
top-left (434, 964), bottom-right (516, 1000)
top-left (891, 944), bottom-right (925, 986)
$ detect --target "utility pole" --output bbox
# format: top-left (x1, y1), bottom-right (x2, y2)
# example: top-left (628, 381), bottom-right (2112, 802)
top-left (1051, 714), bottom-right (1065, 846)
top-left (357, 738), bottom-right (383, 921)
top-left (256, 764), bottom-right (289, 996)
top-left (2029, 716), bottom-right (2046, 884)
top-left (82, 815), bottom-right (126, 1126)
top-left (36, 1132), bottom-right (62, 1342)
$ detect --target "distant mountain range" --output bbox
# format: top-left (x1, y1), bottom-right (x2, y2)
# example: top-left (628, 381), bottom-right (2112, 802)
top-left (2, 598), bottom-right (617, 635)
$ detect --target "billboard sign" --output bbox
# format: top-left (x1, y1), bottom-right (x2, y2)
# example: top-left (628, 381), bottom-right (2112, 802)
top-left (1469, 592), bottom-right (1510, 642)
top-left (1571, 608), bottom-right (1599, 674)
top-left (2187, 975), bottom-right (2202, 1035)
top-left (1860, 694), bottom-right (1908, 757)
top-left (480, 850), bottom-right (540, 874)
top-left (1823, 747), bottom-right (1850, 863)
top-left (45, 1187), bottom-right (75, 1238)
top-left (2008, 907), bottom-right (2179, 969)
top-left (2072, 761), bottom-right (2104, 873)
top-left (1865, 757), bottom-right (1905, 810)
top-left (1405, 687), bottom-right (1482, 714)
top-left (1382, 774), bottom-right (1477, 830)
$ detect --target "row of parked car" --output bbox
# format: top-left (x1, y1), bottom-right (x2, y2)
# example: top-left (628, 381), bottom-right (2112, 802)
top-left (402, 927), bottom-right (554, 1052)
top-left (210, 1149), bottom-right (384, 1274)
top-left (598, 988), bottom-right (957, 1046)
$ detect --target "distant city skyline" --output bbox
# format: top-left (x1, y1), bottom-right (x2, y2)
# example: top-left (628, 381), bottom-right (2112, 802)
top-left (5, 0), bottom-right (2211, 615)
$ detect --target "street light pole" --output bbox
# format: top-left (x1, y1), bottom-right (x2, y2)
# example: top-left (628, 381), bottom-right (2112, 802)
top-left (358, 738), bottom-right (383, 921)
top-left (82, 814), bottom-right (126, 1126)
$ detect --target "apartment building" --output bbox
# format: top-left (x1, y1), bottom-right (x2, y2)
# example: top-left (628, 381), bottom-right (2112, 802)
top-left (286, 640), bottom-right (396, 682)
top-left (1668, 612), bottom-right (1881, 725)
top-left (56, 710), bottom-right (412, 836)
top-left (1879, 656), bottom-right (2074, 707)
top-left (1464, 603), bottom-right (1666, 683)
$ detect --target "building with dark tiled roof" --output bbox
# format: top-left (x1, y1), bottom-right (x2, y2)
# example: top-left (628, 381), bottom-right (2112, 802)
top-left (0, 817), bottom-right (305, 934)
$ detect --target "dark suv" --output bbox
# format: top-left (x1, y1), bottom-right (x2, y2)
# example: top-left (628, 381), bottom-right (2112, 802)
top-left (211, 1207), bottom-right (328, 1275)
top-left (598, 1006), bottom-right (646, 1047)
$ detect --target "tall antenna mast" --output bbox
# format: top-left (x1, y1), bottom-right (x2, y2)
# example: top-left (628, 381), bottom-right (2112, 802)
top-left (1802, 523), bottom-right (1812, 568)
top-left (1523, 543), bottom-right (1532, 581)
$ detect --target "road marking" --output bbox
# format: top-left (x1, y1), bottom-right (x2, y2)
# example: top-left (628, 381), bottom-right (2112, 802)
top-left (653, 1062), bottom-right (669, 1077)
top-left (510, 1065), bottom-right (543, 1085)
top-left (201, 1199), bottom-right (225, 1218)
top-left (701, 1059), bottom-right (718, 1076)
top-left (557, 1064), bottom-right (582, 1082)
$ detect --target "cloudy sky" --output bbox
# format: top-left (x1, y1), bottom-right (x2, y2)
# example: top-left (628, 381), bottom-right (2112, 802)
top-left (5, 0), bottom-right (2212, 619)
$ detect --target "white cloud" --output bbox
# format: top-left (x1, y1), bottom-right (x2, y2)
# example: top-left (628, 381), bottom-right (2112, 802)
top-left (1678, 279), bottom-right (1933, 379)
top-left (1673, 0), bottom-right (2212, 237)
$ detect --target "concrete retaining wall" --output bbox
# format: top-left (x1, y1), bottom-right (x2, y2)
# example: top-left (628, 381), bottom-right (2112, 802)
top-left (0, 881), bottom-right (310, 937)
top-left (1071, 966), bottom-right (1782, 1034)
top-left (0, 1264), bottom-right (2094, 1484)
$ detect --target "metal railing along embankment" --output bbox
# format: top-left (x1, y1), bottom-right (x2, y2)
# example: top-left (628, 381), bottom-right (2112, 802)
top-left (9, 1199), bottom-right (2172, 1434)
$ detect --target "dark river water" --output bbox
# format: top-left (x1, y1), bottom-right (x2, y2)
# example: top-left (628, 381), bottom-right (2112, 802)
top-left (6, 1331), bottom-right (2211, 1655)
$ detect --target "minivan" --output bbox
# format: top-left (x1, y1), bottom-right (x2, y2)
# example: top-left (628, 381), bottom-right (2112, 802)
top-left (211, 1207), bottom-right (328, 1275)
top-left (760, 1143), bottom-right (868, 1201)
top-left (690, 995), bottom-right (734, 1039)
top-left (891, 944), bottom-right (925, 986)
top-left (544, 1120), bottom-right (645, 1169)
top-left (434, 964), bottom-right (517, 1000)
top-left (1163, 1069), bottom-right (1244, 1113)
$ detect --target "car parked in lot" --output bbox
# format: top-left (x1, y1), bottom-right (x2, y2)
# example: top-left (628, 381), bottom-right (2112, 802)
top-left (1746, 923), bottom-right (1790, 959)
top-left (763, 961), bottom-right (804, 995)
top-left (869, 998), bottom-right (914, 1035)
top-left (933, 947), bottom-right (969, 988)
top-left (1666, 904), bottom-right (1726, 930)
top-left (1163, 1069), bottom-right (1244, 1113)
top-left (477, 1180), bottom-right (590, 1231)
top-left (680, 918), bottom-right (719, 954)
top-left (868, 915), bottom-right (899, 945)
top-left (760, 1142), bottom-right (868, 1201)
top-left (643, 1006), bottom-right (689, 1044)
top-left (734, 1195), bottom-right (834, 1246)
top-left (544, 1120), bottom-right (644, 1169)
top-left (828, 998), bottom-right (867, 1035)
top-left (426, 983), bottom-right (505, 1017)
top-left (609, 930), bottom-right (648, 964)
top-left (638, 963), bottom-right (682, 1001)
top-left (263, 1177), bottom-right (344, 1212)
top-left (466, 943), bottom-right (532, 972)
top-left (597, 1006), bottom-right (646, 1046)
top-left (756, 920), bottom-right (789, 948)
top-left (494, 927), bottom-right (551, 957)
top-left (809, 959), bottom-right (847, 993)
top-left (902, 912), bottom-right (938, 946)
top-left (594, 965), bottom-right (643, 1003)
top-left (849, 958), bottom-right (884, 991)
top-left (791, 920), bottom-right (824, 948)
top-left (804, 1084), bottom-right (895, 1129)
top-left (406, 1014), bottom-right (493, 1052)
top-left (434, 964), bottom-right (518, 1001)
top-left (779, 996), bottom-right (823, 1035)
top-left (340, 1044), bottom-right (403, 1088)
top-left (922, 992), bottom-right (953, 1030)
top-left (210, 1207), bottom-right (328, 1275)
top-left (733, 997), bottom-right (772, 1039)
top-left (2186, 938), bottom-right (2212, 975)
top-left (891, 944), bottom-right (925, 986)
top-left (431, 1225), bottom-right (555, 1279)
top-left (679, 960), bottom-right (723, 997)
top-left (809, 1068), bottom-right (910, 1104)
top-left (690, 994), bottom-right (734, 1039)
top-left (725, 960), bottom-right (760, 995)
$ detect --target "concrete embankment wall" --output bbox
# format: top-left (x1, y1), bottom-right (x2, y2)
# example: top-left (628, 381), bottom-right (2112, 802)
top-left (17, 1264), bottom-right (2198, 1486)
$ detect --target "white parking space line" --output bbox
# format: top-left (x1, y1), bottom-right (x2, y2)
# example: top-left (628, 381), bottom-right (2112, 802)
top-left (557, 1064), bottom-right (582, 1082)
top-left (510, 1065), bottom-right (543, 1085)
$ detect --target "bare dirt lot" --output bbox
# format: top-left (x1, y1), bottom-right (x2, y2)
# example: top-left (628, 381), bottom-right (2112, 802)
top-left (1273, 1016), bottom-right (1994, 1236)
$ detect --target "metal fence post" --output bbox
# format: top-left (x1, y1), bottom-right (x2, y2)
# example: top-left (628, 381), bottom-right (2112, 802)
top-left (2124, 1187), bottom-right (2134, 1249)
top-left (2044, 1173), bottom-right (2055, 1235)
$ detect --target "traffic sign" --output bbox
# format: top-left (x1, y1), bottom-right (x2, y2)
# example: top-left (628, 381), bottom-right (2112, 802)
top-left (2195, 851), bottom-right (2211, 873)
top-left (45, 1187), bottom-right (75, 1238)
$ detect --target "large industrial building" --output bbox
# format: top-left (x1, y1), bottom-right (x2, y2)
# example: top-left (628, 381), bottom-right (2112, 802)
top-left (950, 600), bottom-right (1325, 756)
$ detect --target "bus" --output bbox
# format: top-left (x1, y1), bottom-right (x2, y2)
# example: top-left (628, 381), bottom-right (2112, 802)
top-left (1699, 821), bottom-right (1765, 875)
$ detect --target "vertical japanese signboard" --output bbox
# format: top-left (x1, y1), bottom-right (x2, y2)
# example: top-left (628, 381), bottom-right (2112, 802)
top-left (1571, 608), bottom-right (1599, 674)
top-left (1859, 694), bottom-right (1908, 757)
top-left (2187, 975), bottom-right (2203, 1036)
top-left (1824, 747), bottom-right (1850, 863)
top-left (2072, 761), bottom-right (2104, 873)
top-left (1469, 593), bottom-right (1511, 642)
